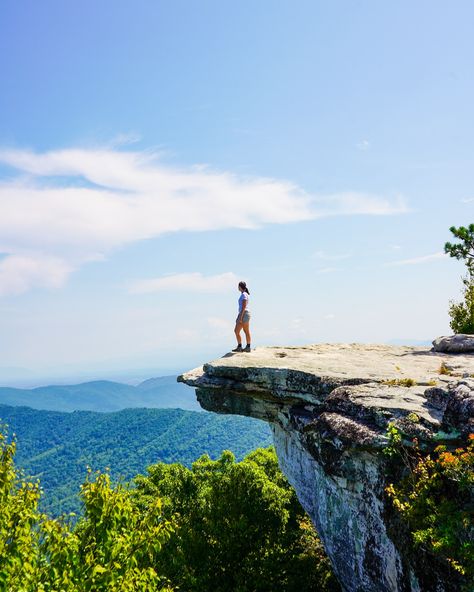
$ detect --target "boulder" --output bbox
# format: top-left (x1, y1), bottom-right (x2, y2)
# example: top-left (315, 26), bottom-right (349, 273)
top-left (432, 334), bottom-right (474, 353)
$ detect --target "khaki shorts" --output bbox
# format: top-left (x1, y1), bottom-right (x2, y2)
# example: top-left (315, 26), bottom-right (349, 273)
top-left (236, 311), bottom-right (251, 324)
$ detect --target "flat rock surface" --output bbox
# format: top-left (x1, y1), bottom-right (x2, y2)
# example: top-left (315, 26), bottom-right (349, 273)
top-left (180, 344), bottom-right (474, 441)
top-left (182, 343), bottom-right (474, 386)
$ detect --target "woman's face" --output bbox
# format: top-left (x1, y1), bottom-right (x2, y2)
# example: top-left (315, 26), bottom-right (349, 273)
top-left (238, 284), bottom-right (243, 292)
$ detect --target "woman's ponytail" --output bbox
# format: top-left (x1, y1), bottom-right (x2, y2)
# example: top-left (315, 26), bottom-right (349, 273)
top-left (239, 281), bottom-right (250, 295)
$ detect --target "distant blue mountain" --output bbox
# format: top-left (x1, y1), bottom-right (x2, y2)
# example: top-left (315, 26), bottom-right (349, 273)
top-left (0, 375), bottom-right (201, 412)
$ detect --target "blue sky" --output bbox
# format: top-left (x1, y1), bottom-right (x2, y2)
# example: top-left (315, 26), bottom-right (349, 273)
top-left (0, 1), bottom-right (473, 383)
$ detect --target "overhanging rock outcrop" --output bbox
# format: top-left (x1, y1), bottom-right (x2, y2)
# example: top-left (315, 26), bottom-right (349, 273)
top-left (179, 344), bottom-right (474, 592)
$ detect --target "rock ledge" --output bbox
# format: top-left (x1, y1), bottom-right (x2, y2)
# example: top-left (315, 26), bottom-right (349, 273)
top-left (180, 343), bottom-right (474, 442)
top-left (179, 344), bottom-right (474, 592)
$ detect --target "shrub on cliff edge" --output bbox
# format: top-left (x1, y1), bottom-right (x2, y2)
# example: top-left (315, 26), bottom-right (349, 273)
top-left (385, 432), bottom-right (474, 590)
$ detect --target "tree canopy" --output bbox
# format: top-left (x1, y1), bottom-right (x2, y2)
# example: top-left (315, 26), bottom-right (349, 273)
top-left (444, 224), bottom-right (474, 276)
top-left (134, 447), bottom-right (340, 592)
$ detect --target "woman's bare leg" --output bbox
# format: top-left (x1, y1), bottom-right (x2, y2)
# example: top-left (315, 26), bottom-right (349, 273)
top-left (234, 322), bottom-right (243, 345)
top-left (242, 322), bottom-right (251, 346)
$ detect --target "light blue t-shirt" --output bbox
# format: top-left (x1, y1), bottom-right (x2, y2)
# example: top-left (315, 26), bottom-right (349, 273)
top-left (238, 292), bottom-right (249, 313)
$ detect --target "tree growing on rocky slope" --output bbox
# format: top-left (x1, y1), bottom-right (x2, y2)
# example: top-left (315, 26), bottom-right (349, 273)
top-left (444, 224), bottom-right (474, 333)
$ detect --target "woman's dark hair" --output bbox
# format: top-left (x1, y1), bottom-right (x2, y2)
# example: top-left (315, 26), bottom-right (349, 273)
top-left (239, 281), bottom-right (250, 295)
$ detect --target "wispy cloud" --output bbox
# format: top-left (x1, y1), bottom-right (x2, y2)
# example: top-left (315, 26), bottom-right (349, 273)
top-left (356, 139), bottom-right (370, 151)
top-left (0, 145), bottom-right (408, 295)
top-left (108, 132), bottom-right (142, 147)
top-left (461, 197), bottom-right (474, 203)
top-left (311, 192), bottom-right (407, 217)
top-left (130, 272), bottom-right (239, 294)
top-left (385, 252), bottom-right (447, 267)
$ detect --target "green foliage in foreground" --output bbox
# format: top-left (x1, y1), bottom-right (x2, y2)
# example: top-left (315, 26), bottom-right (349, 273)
top-left (0, 431), bottom-right (339, 592)
top-left (0, 432), bottom-right (173, 591)
top-left (0, 405), bottom-right (272, 516)
top-left (385, 428), bottom-right (474, 590)
top-left (134, 447), bottom-right (340, 592)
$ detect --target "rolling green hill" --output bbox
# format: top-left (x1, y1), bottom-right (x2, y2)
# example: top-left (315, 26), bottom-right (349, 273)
top-left (0, 375), bottom-right (201, 412)
top-left (0, 404), bottom-right (272, 516)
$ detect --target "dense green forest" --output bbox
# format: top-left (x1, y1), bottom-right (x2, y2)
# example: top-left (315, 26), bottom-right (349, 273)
top-left (0, 432), bottom-right (340, 591)
top-left (0, 375), bottom-right (200, 412)
top-left (0, 404), bottom-right (272, 515)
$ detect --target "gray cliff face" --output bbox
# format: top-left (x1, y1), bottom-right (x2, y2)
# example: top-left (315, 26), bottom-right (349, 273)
top-left (271, 425), bottom-right (405, 592)
top-left (179, 344), bottom-right (474, 592)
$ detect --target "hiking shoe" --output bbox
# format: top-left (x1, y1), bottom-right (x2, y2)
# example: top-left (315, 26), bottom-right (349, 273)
top-left (243, 345), bottom-right (251, 353)
top-left (232, 345), bottom-right (243, 352)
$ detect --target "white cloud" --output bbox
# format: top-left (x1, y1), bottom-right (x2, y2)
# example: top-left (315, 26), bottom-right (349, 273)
top-left (130, 272), bottom-right (239, 294)
top-left (0, 254), bottom-right (72, 296)
top-left (385, 252), bottom-right (447, 267)
top-left (0, 146), bottom-right (408, 295)
top-left (461, 197), bottom-right (474, 203)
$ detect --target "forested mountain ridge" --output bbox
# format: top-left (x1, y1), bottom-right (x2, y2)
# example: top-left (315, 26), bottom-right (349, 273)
top-left (0, 375), bottom-right (200, 412)
top-left (0, 404), bottom-right (272, 516)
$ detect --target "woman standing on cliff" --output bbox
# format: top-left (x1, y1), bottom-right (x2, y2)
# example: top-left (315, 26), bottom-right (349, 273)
top-left (233, 281), bottom-right (251, 352)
